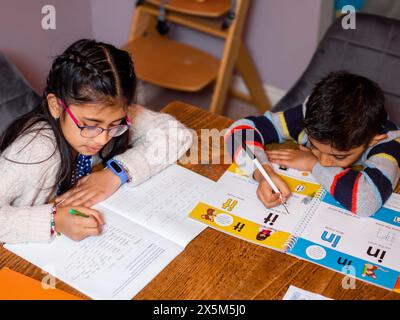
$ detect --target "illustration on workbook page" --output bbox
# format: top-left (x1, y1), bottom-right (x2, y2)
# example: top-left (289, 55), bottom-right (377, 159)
top-left (189, 163), bottom-right (321, 251)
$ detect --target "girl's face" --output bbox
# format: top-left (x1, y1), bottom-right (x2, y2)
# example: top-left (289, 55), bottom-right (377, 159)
top-left (62, 103), bottom-right (127, 156)
top-left (49, 95), bottom-right (127, 156)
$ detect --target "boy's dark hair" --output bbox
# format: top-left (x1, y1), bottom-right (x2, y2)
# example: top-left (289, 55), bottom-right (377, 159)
top-left (303, 71), bottom-right (387, 151)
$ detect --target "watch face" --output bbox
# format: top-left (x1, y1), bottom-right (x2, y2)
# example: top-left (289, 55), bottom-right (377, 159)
top-left (111, 161), bottom-right (122, 173)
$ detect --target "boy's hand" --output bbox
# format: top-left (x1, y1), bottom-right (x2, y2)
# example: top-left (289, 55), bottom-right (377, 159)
top-left (55, 169), bottom-right (121, 208)
top-left (54, 206), bottom-right (105, 241)
top-left (254, 164), bottom-right (291, 209)
top-left (266, 145), bottom-right (318, 172)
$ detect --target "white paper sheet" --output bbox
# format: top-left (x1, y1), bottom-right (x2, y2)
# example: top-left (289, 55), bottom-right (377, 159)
top-left (283, 285), bottom-right (332, 300)
top-left (5, 209), bottom-right (183, 300)
top-left (98, 164), bottom-right (215, 247)
top-left (199, 167), bottom-right (317, 235)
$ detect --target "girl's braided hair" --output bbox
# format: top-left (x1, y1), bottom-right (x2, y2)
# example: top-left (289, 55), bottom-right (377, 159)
top-left (0, 39), bottom-right (137, 194)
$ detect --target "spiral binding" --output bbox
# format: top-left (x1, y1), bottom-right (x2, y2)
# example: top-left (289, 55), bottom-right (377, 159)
top-left (283, 187), bottom-right (327, 253)
top-left (283, 235), bottom-right (298, 252)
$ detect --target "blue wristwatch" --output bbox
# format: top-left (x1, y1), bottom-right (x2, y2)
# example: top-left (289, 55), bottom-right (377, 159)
top-left (106, 159), bottom-right (129, 185)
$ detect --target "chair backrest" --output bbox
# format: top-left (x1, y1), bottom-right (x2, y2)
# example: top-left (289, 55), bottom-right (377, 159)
top-left (0, 52), bottom-right (41, 136)
top-left (273, 13), bottom-right (400, 127)
top-left (145, 0), bottom-right (231, 18)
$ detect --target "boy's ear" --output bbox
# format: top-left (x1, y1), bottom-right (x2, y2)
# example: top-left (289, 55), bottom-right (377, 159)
top-left (47, 94), bottom-right (62, 119)
top-left (368, 133), bottom-right (388, 147)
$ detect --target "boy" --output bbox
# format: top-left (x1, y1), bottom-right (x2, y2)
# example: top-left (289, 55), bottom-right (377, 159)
top-left (225, 71), bottom-right (400, 217)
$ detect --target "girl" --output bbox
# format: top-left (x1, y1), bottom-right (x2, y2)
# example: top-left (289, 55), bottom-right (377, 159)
top-left (0, 39), bottom-right (193, 244)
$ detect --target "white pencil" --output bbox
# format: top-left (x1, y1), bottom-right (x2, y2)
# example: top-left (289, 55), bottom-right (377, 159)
top-left (236, 138), bottom-right (291, 215)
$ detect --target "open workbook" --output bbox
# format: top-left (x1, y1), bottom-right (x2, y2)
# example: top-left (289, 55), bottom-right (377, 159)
top-left (5, 164), bottom-right (215, 300)
top-left (189, 163), bottom-right (400, 293)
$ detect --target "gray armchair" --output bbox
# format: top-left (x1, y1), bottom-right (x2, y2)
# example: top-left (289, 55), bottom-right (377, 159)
top-left (0, 52), bottom-right (41, 135)
top-left (273, 13), bottom-right (400, 126)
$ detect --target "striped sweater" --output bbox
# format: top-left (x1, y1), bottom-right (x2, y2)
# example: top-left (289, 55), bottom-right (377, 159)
top-left (225, 103), bottom-right (400, 217)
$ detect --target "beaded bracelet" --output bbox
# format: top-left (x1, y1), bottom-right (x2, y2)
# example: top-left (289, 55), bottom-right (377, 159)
top-left (50, 205), bottom-right (60, 237)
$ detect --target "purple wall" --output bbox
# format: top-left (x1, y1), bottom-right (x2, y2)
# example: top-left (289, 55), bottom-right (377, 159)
top-left (0, 0), bottom-right (93, 93)
top-left (245, 0), bottom-right (322, 90)
top-left (0, 0), bottom-right (323, 93)
top-left (89, 0), bottom-right (134, 47)
top-left (172, 0), bottom-right (322, 90)
top-left (89, 0), bottom-right (323, 90)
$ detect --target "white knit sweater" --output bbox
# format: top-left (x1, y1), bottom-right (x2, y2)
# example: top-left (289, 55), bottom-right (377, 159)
top-left (0, 106), bottom-right (193, 244)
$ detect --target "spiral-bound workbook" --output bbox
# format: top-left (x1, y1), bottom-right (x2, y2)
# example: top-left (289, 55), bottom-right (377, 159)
top-left (189, 163), bottom-right (400, 293)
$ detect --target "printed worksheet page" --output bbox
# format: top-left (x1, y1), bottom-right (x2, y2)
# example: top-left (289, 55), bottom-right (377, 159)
top-left (296, 192), bottom-right (400, 271)
top-left (289, 191), bottom-right (400, 291)
top-left (98, 164), bottom-right (215, 247)
top-left (5, 208), bottom-right (183, 300)
top-left (192, 163), bottom-right (320, 235)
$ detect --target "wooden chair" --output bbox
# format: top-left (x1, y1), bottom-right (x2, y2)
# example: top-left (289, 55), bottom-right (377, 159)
top-left (123, 0), bottom-right (272, 114)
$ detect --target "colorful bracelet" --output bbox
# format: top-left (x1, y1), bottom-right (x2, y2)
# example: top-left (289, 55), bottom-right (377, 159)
top-left (50, 205), bottom-right (60, 237)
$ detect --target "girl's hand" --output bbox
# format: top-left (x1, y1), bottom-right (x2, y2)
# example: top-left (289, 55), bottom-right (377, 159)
top-left (54, 206), bottom-right (105, 241)
top-left (266, 146), bottom-right (318, 172)
top-left (253, 164), bottom-right (291, 209)
top-left (55, 169), bottom-right (121, 208)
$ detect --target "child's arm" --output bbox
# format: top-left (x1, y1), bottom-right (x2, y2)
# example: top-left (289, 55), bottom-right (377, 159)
top-left (0, 131), bottom-right (103, 244)
top-left (0, 203), bottom-right (104, 244)
top-left (312, 139), bottom-right (400, 217)
top-left (225, 104), bottom-right (305, 176)
top-left (55, 106), bottom-right (193, 207)
top-left (113, 105), bottom-right (193, 186)
top-left (0, 161), bottom-right (104, 243)
top-left (0, 139), bottom-right (54, 243)
top-left (0, 204), bottom-right (53, 244)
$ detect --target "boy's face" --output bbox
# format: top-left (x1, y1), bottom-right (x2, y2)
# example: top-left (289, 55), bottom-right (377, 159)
top-left (308, 137), bottom-right (367, 168)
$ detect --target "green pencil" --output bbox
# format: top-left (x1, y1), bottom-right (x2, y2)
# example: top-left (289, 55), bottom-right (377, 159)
top-left (69, 209), bottom-right (90, 218)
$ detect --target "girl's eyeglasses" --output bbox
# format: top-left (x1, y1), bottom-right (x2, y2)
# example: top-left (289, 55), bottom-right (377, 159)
top-left (58, 100), bottom-right (131, 138)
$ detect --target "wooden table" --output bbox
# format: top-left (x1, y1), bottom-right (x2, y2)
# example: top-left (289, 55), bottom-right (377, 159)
top-left (1, 101), bottom-right (399, 300)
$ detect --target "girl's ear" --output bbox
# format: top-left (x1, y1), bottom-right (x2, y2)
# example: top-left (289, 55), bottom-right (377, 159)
top-left (47, 94), bottom-right (62, 119)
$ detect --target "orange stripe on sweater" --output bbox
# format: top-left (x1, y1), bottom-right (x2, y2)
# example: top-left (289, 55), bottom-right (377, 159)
top-left (233, 141), bottom-right (265, 162)
top-left (330, 168), bottom-right (351, 196)
top-left (225, 125), bottom-right (255, 140)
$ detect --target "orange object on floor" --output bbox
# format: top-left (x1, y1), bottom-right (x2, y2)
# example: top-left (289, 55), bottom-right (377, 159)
top-left (0, 267), bottom-right (81, 300)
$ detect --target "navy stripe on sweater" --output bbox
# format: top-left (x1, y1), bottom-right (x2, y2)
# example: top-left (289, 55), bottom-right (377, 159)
top-left (246, 115), bottom-right (280, 145)
top-left (332, 170), bottom-right (360, 211)
top-left (225, 126), bottom-right (264, 155)
top-left (367, 140), bottom-right (400, 167)
top-left (283, 105), bottom-right (304, 141)
top-left (364, 167), bottom-right (393, 204)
